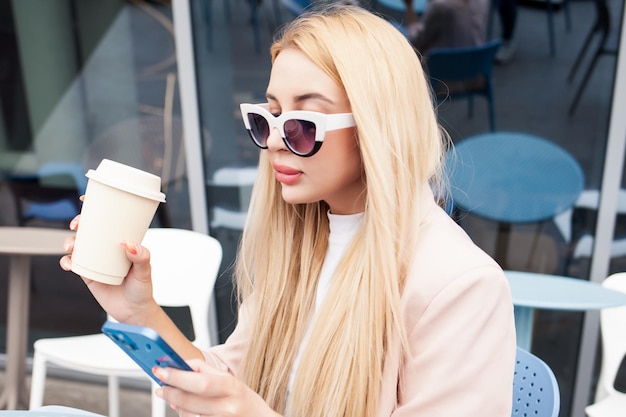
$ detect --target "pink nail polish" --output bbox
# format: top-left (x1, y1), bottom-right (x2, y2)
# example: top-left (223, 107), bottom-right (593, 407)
top-left (121, 241), bottom-right (139, 255)
top-left (127, 243), bottom-right (138, 255)
top-left (152, 366), bottom-right (168, 381)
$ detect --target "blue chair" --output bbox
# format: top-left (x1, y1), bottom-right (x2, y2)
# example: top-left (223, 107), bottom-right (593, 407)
top-left (513, 347), bottom-right (560, 417)
top-left (30, 405), bottom-right (106, 416)
top-left (6, 162), bottom-right (86, 226)
top-left (425, 39), bottom-right (501, 132)
top-left (281, 0), bottom-right (313, 16)
top-left (376, 0), bottom-right (427, 15)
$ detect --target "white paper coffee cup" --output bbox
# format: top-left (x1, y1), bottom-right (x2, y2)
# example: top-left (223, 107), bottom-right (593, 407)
top-left (71, 159), bottom-right (166, 285)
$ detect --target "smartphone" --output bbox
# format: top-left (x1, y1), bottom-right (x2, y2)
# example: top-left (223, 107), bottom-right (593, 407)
top-left (101, 320), bottom-right (193, 385)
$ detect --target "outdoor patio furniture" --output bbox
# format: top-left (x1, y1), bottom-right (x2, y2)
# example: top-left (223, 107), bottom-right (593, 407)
top-left (584, 272), bottom-right (626, 417)
top-left (425, 40), bottom-right (501, 132)
top-left (513, 346), bottom-right (560, 417)
top-left (0, 227), bottom-right (74, 410)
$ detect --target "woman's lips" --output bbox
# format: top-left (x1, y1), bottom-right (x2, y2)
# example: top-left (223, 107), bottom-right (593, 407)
top-left (273, 164), bottom-right (302, 185)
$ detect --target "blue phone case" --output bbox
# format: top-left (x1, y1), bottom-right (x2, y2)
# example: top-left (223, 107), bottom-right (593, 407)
top-left (101, 321), bottom-right (193, 385)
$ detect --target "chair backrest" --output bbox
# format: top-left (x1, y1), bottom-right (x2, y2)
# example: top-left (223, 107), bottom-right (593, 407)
top-left (38, 161), bottom-right (88, 194)
top-left (281, 0), bottom-right (312, 16)
top-left (595, 272), bottom-right (626, 401)
top-left (6, 161), bottom-right (87, 225)
top-left (141, 228), bottom-right (223, 348)
top-left (207, 166), bottom-right (258, 230)
top-left (426, 39), bottom-right (501, 83)
top-left (555, 188), bottom-right (626, 259)
top-left (512, 347), bottom-right (560, 417)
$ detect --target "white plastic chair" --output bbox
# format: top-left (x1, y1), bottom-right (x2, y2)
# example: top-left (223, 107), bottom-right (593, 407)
top-left (554, 189), bottom-right (626, 258)
top-left (29, 228), bottom-right (223, 417)
top-left (206, 166), bottom-right (257, 231)
top-left (585, 272), bottom-right (626, 417)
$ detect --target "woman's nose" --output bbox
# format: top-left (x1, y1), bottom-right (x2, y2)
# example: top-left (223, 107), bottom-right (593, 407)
top-left (265, 127), bottom-right (287, 152)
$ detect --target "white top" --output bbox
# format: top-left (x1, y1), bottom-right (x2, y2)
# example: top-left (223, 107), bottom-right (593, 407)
top-left (286, 211), bottom-right (364, 401)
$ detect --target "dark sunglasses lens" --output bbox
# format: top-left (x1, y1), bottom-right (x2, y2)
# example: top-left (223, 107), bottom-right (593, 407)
top-left (248, 113), bottom-right (270, 147)
top-left (284, 119), bottom-right (316, 155)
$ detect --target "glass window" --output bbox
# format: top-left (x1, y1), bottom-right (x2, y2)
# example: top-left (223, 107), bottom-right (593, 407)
top-left (0, 0), bottom-right (191, 229)
top-left (1, 0), bottom-right (621, 413)
top-left (0, 0), bottom-right (191, 342)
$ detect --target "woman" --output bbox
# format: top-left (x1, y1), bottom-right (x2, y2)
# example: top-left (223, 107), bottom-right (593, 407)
top-left (61, 4), bottom-right (516, 417)
top-left (404, 0), bottom-right (490, 56)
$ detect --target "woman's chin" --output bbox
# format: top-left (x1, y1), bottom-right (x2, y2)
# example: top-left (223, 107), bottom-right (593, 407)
top-left (280, 187), bottom-right (315, 205)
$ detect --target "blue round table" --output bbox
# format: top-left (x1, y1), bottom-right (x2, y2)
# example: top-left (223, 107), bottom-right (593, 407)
top-left (0, 406), bottom-right (104, 416)
top-left (506, 271), bottom-right (626, 350)
top-left (447, 132), bottom-right (584, 223)
top-left (445, 132), bottom-right (585, 266)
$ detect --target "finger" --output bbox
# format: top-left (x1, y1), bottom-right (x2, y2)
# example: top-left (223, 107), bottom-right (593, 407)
top-left (157, 362), bottom-right (228, 397)
top-left (69, 215), bottom-right (80, 231)
top-left (153, 366), bottom-right (201, 394)
top-left (159, 390), bottom-right (202, 417)
top-left (60, 255), bottom-right (72, 271)
top-left (156, 384), bottom-right (210, 417)
top-left (63, 236), bottom-right (76, 253)
top-left (187, 359), bottom-right (214, 373)
top-left (121, 241), bottom-right (152, 283)
top-left (60, 236), bottom-right (77, 271)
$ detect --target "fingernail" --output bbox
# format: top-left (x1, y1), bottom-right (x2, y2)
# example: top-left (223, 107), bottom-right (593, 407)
top-left (60, 257), bottom-right (71, 271)
top-left (63, 240), bottom-right (71, 252)
top-left (122, 241), bottom-right (142, 256)
top-left (69, 218), bottom-right (78, 231)
top-left (152, 366), bottom-right (168, 381)
top-left (169, 403), bottom-right (176, 411)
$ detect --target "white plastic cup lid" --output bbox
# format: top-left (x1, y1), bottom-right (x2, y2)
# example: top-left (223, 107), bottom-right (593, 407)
top-left (85, 159), bottom-right (166, 202)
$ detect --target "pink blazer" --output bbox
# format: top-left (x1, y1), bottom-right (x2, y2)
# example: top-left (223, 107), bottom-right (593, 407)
top-left (203, 186), bottom-right (517, 416)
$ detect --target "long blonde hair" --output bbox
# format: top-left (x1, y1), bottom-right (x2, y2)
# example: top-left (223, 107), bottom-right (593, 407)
top-left (235, 4), bottom-right (446, 417)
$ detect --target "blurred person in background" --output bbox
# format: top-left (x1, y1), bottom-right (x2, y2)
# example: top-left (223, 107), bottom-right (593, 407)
top-left (403, 0), bottom-right (490, 56)
top-left (494, 0), bottom-right (517, 63)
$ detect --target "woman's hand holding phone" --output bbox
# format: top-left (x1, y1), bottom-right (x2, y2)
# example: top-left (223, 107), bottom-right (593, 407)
top-left (104, 322), bottom-right (280, 417)
top-left (154, 359), bottom-right (282, 417)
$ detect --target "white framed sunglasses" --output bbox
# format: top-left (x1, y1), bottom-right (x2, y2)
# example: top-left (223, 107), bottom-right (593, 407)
top-left (240, 103), bottom-right (356, 157)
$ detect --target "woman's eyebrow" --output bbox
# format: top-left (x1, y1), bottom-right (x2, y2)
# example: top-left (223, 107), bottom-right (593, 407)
top-left (265, 92), bottom-right (335, 105)
top-left (294, 93), bottom-right (334, 104)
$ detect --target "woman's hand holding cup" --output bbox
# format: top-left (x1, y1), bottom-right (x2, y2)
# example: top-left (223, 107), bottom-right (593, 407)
top-left (59, 159), bottom-right (166, 324)
top-left (60, 213), bottom-right (161, 325)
